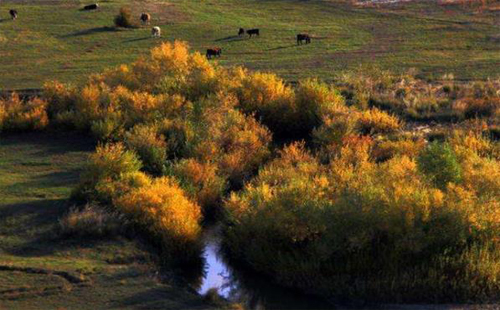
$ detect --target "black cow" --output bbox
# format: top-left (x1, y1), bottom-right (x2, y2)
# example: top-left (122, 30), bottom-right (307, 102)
top-left (246, 28), bottom-right (259, 38)
top-left (206, 47), bottom-right (222, 59)
top-left (83, 4), bottom-right (99, 10)
top-left (238, 28), bottom-right (245, 36)
top-left (297, 34), bottom-right (311, 45)
top-left (9, 9), bottom-right (18, 20)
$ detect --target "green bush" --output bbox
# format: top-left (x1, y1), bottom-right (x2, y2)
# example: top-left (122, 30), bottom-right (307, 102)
top-left (73, 143), bottom-right (142, 203)
top-left (417, 141), bottom-right (462, 189)
top-left (124, 124), bottom-right (167, 175)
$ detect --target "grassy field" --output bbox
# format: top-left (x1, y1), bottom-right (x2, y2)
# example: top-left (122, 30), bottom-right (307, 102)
top-left (0, 132), bottom-right (213, 309)
top-left (0, 0), bottom-right (499, 90)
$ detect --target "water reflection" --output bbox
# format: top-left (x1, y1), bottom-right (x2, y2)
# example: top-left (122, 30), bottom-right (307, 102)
top-left (195, 226), bottom-right (335, 310)
top-left (197, 236), bottom-right (236, 298)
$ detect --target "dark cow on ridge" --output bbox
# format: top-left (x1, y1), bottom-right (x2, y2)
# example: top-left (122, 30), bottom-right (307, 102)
top-left (140, 13), bottom-right (151, 24)
top-left (9, 9), bottom-right (18, 20)
top-left (238, 28), bottom-right (245, 36)
top-left (83, 4), bottom-right (99, 10)
top-left (206, 47), bottom-right (222, 59)
top-left (246, 28), bottom-right (259, 38)
top-left (297, 34), bottom-right (311, 45)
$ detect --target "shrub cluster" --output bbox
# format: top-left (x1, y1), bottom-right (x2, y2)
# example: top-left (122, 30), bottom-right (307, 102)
top-left (0, 93), bottom-right (48, 132)
top-left (43, 42), bottom-right (272, 214)
top-left (73, 142), bottom-right (202, 262)
top-left (223, 135), bottom-right (500, 302)
top-left (338, 68), bottom-right (500, 123)
top-left (7, 41), bottom-right (499, 302)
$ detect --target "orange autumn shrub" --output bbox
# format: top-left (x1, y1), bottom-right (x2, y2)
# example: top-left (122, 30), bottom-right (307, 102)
top-left (372, 136), bottom-right (426, 162)
top-left (171, 159), bottom-right (226, 215)
top-left (357, 107), bottom-right (402, 135)
top-left (236, 72), bottom-right (296, 137)
top-left (113, 176), bottom-right (202, 256)
top-left (0, 93), bottom-right (49, 132)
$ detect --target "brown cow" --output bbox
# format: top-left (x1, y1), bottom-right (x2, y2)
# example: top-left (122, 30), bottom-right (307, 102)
top-left (297, 34), bottom-right (311, 45)
top-left (238, 28), bottom-right (245, 36)
top-left (140, 13), bottom-right (151, 24)
top-left (206, 47), bottom-right (222, 59)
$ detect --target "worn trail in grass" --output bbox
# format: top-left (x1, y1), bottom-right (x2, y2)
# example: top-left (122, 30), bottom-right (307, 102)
top-left (0, 0), bottom-right (498, 89)
top-left (0, 132), bottom-right (212, 310)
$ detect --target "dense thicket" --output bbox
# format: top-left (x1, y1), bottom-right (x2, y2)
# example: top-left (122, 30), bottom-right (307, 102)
top-left (1, 41), bottom-right (498, 302)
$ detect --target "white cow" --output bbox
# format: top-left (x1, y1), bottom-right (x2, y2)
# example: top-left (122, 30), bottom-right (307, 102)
top-left (151, 26), bottom-right (161, 38)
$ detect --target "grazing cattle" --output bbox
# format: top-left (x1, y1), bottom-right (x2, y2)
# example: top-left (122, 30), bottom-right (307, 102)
top-left (246, 28), bottom-right (259, 38)
top-left (206, 47), bottom-right (222, 59)
top-left (238, 28), bottom-right (245, 36)
top-left (9, 9), bottom-right (18, 20)
top-left (297, 34), bottom-right (311, 45)
top-left (151, 26), bottom-right (161, 37)
top-left (140, 13), bottom-right (151, 24)
top-left (83, 4), bottom-right (99, 10)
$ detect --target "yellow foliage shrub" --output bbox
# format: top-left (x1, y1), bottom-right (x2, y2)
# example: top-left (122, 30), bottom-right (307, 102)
top-left (0, 93), bottom-right (49, 131)
top-left (373, 136), bottom-right (426, 162)
top-left (171, 159), bottom-right (226, 214)
top-left (43, 81), bottom-right (78, 117)
top-left (294, 78), bottom-right (345, 132)
top-left (94, 171), bottom-right (152, 204)
top-left (236, 72), bottom-right (296, 136)
top-left (357, 107), bottom-right (402, 135)
top-left (113, 176), bottom-right (202, 254)
top-left (196, 106), bottom-right (272, 186)
top-left (312, 105), bottom-right (359, 158)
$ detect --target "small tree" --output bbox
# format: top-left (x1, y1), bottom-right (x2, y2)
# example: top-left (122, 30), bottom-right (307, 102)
top-left (417, 141), bottom-right (462, 189)
top-left (114, 7), bottom-right (135, 28)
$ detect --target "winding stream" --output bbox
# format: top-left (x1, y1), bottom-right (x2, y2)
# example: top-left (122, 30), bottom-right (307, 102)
top-left (195, 226), bottom-right (336, 309)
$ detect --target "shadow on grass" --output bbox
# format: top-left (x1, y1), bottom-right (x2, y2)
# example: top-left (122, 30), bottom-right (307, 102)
top-left (2, 198), bottom-right (124, 258)
top-left (0, 131), bottom-right (95, 156)
top-left (215, 35), bottom-right (244, 42)
top-left (0, 198), bottom-right (69, 251)
top-left (266, 44), bottom-right (297, 51)
top-left (3, 170), bottom-right (83, 195)
top-left (123, 36), bottom-right (151, 43)
top-left (61, 26), bottom-right (119, 38)
top-left (111, 287), bottom-right (208, 310)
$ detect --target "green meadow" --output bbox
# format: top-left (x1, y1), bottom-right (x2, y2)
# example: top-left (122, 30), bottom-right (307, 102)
top-left (0, 0), bottom-right (499, 90)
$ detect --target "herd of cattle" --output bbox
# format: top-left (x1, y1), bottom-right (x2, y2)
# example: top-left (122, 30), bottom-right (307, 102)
top-left (5, 4), bottom-right (313, 60)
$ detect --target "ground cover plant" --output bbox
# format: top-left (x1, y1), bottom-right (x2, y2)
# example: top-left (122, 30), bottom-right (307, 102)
top-left (1, 37), bottom-right (499, 306)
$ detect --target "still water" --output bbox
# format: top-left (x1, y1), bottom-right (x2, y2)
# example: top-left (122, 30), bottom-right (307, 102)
top-left (195, 226), bottom-right (341, 310)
